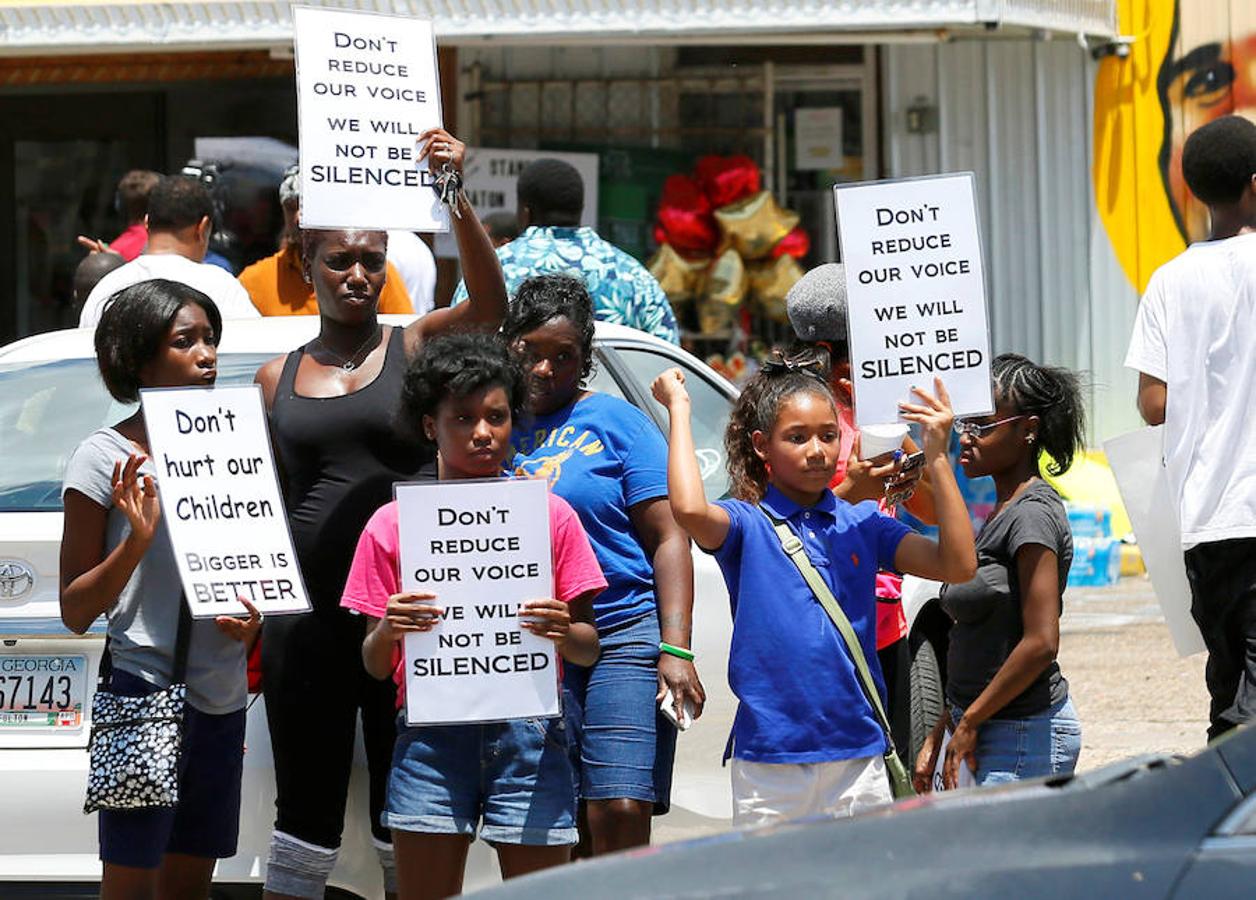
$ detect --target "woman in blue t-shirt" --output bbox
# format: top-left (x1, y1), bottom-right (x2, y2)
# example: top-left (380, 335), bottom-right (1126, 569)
top-left (505, 273), bottom-right (704, 855)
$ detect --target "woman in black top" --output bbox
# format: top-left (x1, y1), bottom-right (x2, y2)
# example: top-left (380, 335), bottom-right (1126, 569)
top-left (253, 130), bottom-right (507, 899)
top-left (915, 353), bottom-right (1085, 791)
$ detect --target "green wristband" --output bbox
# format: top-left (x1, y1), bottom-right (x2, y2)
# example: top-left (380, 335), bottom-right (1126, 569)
top-left (659, 641), bottom-right (695, 662)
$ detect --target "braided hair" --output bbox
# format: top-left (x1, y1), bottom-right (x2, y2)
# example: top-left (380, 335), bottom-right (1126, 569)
top-left (991, 353), bottom-right (1086, 477)
top-left (725, 350), bottom-right (836, 502)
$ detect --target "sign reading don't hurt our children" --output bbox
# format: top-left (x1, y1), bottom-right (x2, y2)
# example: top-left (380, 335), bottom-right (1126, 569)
top-left (140, 385), bottom-right (311, 619)
top-left (834, 172), bottom-right (994, 427)
top-left (396, 478), bottom-right (557, 726)
top-left (293, 5), bottom-right (447, 232)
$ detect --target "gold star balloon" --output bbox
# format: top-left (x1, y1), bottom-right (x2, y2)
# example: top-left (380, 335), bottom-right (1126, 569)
top-left (647, 244), bottom-right (709, 306)
top-left (714, 191), bottom-right (800, 260)
top-left (749, 255), bottom-right (805, 322)
top-left (703, 247), bottom-right (748, 306)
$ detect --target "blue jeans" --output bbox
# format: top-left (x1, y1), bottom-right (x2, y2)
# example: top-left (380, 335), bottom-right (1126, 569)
top-left (950, 695), bottom-right (1081, 786)
top-left (563, 611), bottom-right (677, 812)
top-left (385, 714), bottom-right (578, 846)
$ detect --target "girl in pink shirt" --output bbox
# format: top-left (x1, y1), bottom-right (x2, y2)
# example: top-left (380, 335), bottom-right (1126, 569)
top-left (341, 332), bottom-right (605, 899)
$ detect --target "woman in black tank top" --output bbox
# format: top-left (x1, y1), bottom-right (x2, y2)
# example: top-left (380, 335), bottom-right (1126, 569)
top-left (253, 130), bottom-right (507, 899)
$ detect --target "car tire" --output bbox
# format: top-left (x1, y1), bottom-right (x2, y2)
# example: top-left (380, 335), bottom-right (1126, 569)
top-left (908, 633), bottom-right (944, 763)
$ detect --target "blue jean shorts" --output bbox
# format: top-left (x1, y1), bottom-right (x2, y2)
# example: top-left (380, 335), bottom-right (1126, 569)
top-left (563, 611), bottom-right (677, 812)
top-left (98, 669), bottom-right (246, 869)
top-left (385, 715), bottom-right (577, 846)
top-left (951, 694), bottom-right (1082, 787)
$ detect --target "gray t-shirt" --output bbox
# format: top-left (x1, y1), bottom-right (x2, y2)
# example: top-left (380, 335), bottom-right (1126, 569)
top-left (62, 428), bottom-right (247, 714)
top-left (940, 480), bottom-right (1072, 719)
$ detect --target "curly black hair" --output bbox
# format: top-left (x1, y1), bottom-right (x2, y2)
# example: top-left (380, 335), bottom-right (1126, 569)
top-left (991, 353), bottom-right (1086, 478)
top-left (502, 273), bottom-right (596, 384)
top-left (94, 278), bottom-right (221, 403)
top-left (725, 360), bottom-right (836, 503)
top-left (401, 332), bottom-right (527, 447)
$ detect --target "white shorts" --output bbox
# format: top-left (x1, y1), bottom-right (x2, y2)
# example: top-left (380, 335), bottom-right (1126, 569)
top-left (731, 755), bottom-right (893, 828)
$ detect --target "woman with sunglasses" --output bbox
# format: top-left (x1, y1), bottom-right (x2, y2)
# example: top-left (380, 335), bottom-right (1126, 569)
top-left (914, 353), bottom-right (1085, 791)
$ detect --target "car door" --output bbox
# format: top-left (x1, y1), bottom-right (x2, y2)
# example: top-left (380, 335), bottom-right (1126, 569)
top-left (593, 339), bottom-right (737, 829)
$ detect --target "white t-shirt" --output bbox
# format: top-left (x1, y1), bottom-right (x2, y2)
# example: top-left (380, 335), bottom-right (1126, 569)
top-left (79, 253), bottom-right (261, 328)
top-left (1124, 231), bottom-right (1256, 547)
top-left (387, 230), bottom-right (437, 315)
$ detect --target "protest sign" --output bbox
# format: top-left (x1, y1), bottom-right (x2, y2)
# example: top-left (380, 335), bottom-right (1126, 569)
top-left (433, 148), bottom-right (600, 257)
top-left (834, 172), bottom-right (994, 427)
top-left (1105, 426), bottom-right (1204, 657)
top-left (293, 5), bottom-right (446, 232)
top-left (140, 385), bottom-right (310, 619)
top-left (395, 478), bottom-right (558, 725)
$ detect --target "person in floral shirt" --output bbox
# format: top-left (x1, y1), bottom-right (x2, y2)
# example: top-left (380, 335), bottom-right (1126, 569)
top-left (453, 159), bottom-right (680, 344)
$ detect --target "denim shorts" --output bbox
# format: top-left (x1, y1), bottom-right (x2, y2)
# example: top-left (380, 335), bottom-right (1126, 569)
top-left (98, 669), bottom-right (246, 869)
top-left (563, 611), bottom-right (677, 812)
top-left (950, 694), bottom-right (1082, 787)
top-left (385, 715), bottom-right (577, 846)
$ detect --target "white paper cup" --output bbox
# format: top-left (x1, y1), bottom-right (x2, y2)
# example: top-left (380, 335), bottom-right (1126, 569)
top-left (860, 423), bottom-right (909, 460)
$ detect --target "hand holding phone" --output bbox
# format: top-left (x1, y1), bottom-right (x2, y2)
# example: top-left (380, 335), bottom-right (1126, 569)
top-left (659, 687), bottom-right (695, 732)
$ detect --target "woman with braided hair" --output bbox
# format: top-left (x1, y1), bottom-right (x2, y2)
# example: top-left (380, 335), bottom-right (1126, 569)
top-left (915, 353), bottom-right (1086, 791)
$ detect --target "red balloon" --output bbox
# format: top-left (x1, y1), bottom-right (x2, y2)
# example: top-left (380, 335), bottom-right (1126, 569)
top-left (656, 174), bottom-right (718, 253)
top-left (695, 155), bottom-right (761, 207)
top-left (771, 226), bottom-right (811, 259)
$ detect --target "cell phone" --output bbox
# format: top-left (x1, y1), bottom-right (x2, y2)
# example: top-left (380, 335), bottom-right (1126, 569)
top-left (897, 450), bottom-right (926, 475)
top-left (659, 687), bottom-right (695, 732)
top-left (884, 451), bottom-right (925, 506)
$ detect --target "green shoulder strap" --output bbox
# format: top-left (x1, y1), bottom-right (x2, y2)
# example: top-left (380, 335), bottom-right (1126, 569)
top-left (763, 509), bottom-right (916, 799)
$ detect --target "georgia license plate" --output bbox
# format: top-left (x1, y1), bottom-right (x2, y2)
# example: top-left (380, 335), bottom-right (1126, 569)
top-left (0, 655), bottom-right (87, 728)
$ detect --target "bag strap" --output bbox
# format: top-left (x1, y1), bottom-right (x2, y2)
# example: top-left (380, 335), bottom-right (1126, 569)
top-left (97, 593), bottom-right (193, 687)
top-left (171, 593), bottom-right (192, 685)
top-left (761, 509), bottom-right (900, 758)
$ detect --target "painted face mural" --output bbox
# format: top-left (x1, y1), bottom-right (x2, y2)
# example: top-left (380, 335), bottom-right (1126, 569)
top-left (1093, 1), bottom-right (1254, 292)
top-left (1159, 2), bottom-right (1256, 241)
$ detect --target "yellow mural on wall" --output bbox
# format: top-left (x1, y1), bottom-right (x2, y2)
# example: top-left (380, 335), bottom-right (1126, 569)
top-left (1094, 0), bottom-right (1255, 293)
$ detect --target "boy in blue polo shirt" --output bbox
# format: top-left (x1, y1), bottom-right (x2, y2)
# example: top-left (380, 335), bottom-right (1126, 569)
top-left (651, 355), bottom-right (976, 825)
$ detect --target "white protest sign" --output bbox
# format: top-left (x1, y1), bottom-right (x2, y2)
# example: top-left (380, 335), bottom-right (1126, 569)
top-left (293, 5), bottom-right (447, 232)
top-left (1104, 426), bottom-right (1204, 657)
top-left (834, 172), bottom-right (994, 427)
top-left (396, 478), bottom-right (557, 725)
top-left (433, 148), bottom-right (600, 257)
top-left (140, 385), bottom-right (310, 619)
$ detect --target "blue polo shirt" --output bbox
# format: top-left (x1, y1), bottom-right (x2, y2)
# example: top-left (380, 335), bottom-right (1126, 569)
top-left (512, 392), bottom-right (668, 629)
top-left (713, 486), bottom-right (912, 763)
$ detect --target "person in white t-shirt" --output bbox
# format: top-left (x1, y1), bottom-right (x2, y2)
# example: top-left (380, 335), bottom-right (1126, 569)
top-left (385, 229), bottom-right (437, 315)
top-left (79, 175), bottom-right (259, 329)
top-left (1124, 115), bottom-right (1256, 741)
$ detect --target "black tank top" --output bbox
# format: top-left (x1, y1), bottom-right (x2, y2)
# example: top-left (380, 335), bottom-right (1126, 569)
top-left (271, 326), bottom-right (435, 614)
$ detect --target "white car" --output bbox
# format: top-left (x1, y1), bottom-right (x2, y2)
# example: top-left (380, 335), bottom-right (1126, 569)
top-left (0, 316), bottom-right (741, 897)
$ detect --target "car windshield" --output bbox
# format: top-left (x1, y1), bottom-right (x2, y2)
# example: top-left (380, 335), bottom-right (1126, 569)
top-left (0, 354), bottom-right (274, 512)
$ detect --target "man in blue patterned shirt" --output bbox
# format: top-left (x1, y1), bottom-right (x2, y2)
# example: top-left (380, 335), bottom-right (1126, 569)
top-left (452, 159), bottom-right (680, 344)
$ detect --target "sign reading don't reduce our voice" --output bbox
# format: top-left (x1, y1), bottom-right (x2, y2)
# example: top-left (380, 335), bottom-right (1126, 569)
top-left (396, 478), bottom-right (557, 726)
top-left (293, 5), bottom-right (447, 232)
top-left (140, 385), bottom-right (311, 619)
top-left (834, 172), bottom-right (994, 427)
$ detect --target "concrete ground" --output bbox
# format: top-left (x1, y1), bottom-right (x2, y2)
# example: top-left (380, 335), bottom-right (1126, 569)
top-left (1059, 575), bottom-right (1209, 771)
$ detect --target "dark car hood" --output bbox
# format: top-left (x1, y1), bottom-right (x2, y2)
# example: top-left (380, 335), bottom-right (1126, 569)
top-left (471, 728), bottom-right (1256, 899)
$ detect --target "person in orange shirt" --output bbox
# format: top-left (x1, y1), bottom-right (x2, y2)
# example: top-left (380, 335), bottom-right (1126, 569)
top-left (239, 166), bottom-right (414, 316)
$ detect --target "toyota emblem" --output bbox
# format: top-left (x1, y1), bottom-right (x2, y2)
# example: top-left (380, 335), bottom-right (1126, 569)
top-left (0, 560), bottom-right (35, 601)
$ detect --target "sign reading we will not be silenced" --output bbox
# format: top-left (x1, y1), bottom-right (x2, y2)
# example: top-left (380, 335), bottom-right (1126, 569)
top-left (397, 478), bottom-right (557, 726)
top-left (140, 386), bottom-right (311, 619)
top-left (293, 5), bottom-right (447, 232)
top-left (834, 172), bottom-right (994, 427)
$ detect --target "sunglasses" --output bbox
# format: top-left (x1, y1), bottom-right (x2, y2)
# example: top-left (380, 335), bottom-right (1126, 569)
top-left (953, 414), bottom-right (1025, 438)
